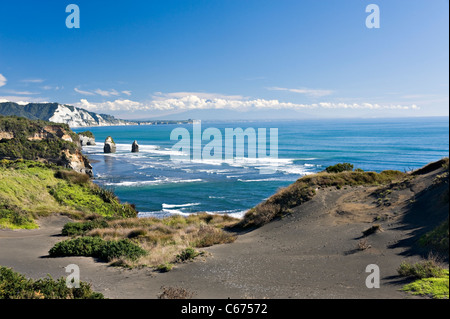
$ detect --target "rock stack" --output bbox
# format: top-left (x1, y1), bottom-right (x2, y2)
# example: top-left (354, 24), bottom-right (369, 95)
top-left (104, 136), bottom-right (116, 153)
top-left (79, 135), bottom-right (96, 146)
top-left (131, 140), bottom-right (139, 153)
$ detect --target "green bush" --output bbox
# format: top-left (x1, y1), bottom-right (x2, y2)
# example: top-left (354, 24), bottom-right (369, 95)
top-left (49, 236), bottom-right (105, 257)
top-left (156, 263), bottom-right (174, 273)
top-left (98, 239), bottom-right (147, 261)
top-left (49, 237), bottom-right (146, 262)
top-left (54, 170), bottom-right (90, 184)
top-left (176, 247), bottom-right (199, 262)
top-left (0, 266), bottom-right (103, 299)
top-left (0, 204), bottom-right (37, 229)
top-left (62, 219), bottom-right (109, 236)
top-left (419, 219), bottom-right (449, 253)
top-left (326, 163), bottom-right (354, 173)
top-left (398, 261), bottom-right (447, 279)
top-left (193, 226), bottom-right (236, 248)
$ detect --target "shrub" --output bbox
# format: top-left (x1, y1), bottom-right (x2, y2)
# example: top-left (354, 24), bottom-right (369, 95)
top-left (54, 170), bottom-right (90, 184)
top-left (362, 224), bottom-right (383, 237)
top-left (0, 266), bottom-right (103, 299)
top-left (49, 236), bottom-right (146, 261)
top-left (419, 218), bottom-right (449, 253)
top-left (0, 205), bottom-right (37, 229)
top-left (397, 260), bottom-right (447, 279)
top-left (98, 239), bottom-right (147, 261)
top-left (156, 263), bottom-right (174, 273)
top-left (193, 226), bottom-right (236, 248)
top-left (49, 237), bottom-right (146, 262)
top-left (127, 228), bottom-right (147, 239)
top-left (49, 236), bottom-right (105, 257)
top-left (326, 163), bottom-right (354, 173)
top-left (176, 247), bottom-right (199, 262)
top-left (62, 219), bottom-right (109, 236)
top-left (357, 239), bottom-right (371, 251)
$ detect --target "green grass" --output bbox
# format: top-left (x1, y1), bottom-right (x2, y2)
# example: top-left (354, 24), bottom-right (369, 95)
top-left (402, 272), bottom-right (449, 299)
top-left (0, 266), bottom-right (104, 299)
top-left (0, 159), bottom-right (137, 229)
top-left (0, 208), bottom-right (37, 229)
top-left (398, 260), bottom-right (449, 299)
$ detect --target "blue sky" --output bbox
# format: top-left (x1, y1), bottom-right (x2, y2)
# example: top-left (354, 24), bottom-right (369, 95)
top-left (0, 0), bottom-right (448, 120)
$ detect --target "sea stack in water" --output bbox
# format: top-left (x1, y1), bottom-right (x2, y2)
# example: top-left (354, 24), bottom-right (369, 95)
top-left (104, 136), bottom-right (116, 153)
top-left (78, 131), bottom-right (96, 146)
top-left (131, 140), bottom-right (139, 153)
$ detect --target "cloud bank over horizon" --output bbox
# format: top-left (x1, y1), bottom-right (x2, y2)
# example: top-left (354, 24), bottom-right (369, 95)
top-left (68, 92), bottom-right (420, 119)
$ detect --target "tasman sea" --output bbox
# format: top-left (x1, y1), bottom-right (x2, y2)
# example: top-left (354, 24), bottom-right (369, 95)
top-left (73, 117), bottom-right (449, 219)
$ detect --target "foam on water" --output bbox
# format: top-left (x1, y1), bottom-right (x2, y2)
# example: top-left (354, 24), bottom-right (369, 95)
top-left (104, 178), bottom-right (203, 187)
top-left (162, 203), bottom-right (200, 209)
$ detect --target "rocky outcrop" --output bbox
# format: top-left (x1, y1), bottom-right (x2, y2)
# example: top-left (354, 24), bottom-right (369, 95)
top-left (79, 135), bottom-right (96, 146)
top-left (61, 149), bottom-right (93, 177)
top-left (0, 132), bottom-right (14, 140)
top-left (27, 126), bottom-right (73, 142)
top-left (104, 136), bottom-right (116, 153)
top-left (0, 115), bottom-right (93, 176)
top-left (131, 140), bottom-right (139, 153)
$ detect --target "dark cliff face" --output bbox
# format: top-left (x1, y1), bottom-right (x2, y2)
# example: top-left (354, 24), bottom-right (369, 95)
top-left (0, 115), bottom-right (92, 176)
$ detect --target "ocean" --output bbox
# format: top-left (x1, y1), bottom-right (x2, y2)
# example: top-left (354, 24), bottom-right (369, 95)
top-left (73, 117), bottom-right (449, 218)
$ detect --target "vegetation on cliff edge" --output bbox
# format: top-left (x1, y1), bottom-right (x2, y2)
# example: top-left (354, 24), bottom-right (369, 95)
top-left (0, 159), bottom-right (137, 229)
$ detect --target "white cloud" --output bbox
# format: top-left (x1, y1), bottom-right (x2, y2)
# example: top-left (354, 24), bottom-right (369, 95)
top-left (267, 86), bottom-right (335, 98)
top-left (0, 74), bottom-right (6, 87)
top-left (94, 88), bottom-right (120, 97)
top-left (74, 88), bottom-right (95, 95)
top-left (75, 87), bottom-right (131, 97)
top-left (76, 99), bottom-right (143, 112)
top-left (2, 89), bottom-right (39, 95)
top-left (0, 96), bottom-right (48, 104)
top-left (74, 93), bottom-right (419, 113)
top-left (153, 92), bottom-right (246, 101)
top-left (21, 78), bottom-right (45, 83)
top-left (43, 85), bottom-right (62, 91)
